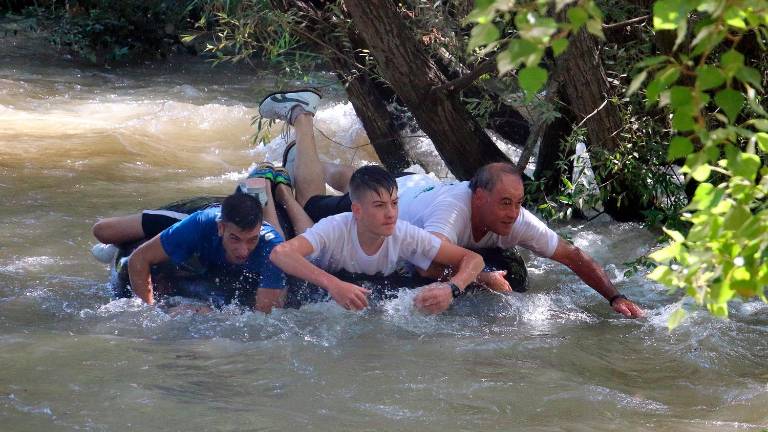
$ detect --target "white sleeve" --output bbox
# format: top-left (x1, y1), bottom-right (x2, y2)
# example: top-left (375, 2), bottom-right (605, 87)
top-left (501, 208), bottom-right (560, 258)
top-left (398, 221), bottom-right (442, 271)
top-left (299, 216), bottom-right (338, 260)
top-left (420, 197), bottom-right (467, 244)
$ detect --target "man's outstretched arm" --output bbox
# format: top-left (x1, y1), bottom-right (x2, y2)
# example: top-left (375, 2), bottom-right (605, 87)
top-left (269, 237), bottom-right (370, 310)
top-left (549, 238), bottom-right (645, 318)
top-left (414, 242), bottom-right (484, 314)
top-left (127, 235), bottom-right (170, 305)
top-left (418, 232), bottom-right (513, 293)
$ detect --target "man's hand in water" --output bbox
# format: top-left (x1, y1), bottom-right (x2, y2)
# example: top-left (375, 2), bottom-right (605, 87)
top-left (414, 282), bottom-right (454, 314)
top-left (477, 270), bottom-right (512, 293)
top-left (613, 298), bottom-right (645, 318)
top-left (328, 281), bottom-right (370, 311)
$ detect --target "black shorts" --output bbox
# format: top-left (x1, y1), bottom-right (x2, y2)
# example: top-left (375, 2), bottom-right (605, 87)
top-left (302, 171), bottom-right (416, 222)
top-left (141, 209), bottom-right (188, 238)
top-left (303, 194), bottom-right (352, 222)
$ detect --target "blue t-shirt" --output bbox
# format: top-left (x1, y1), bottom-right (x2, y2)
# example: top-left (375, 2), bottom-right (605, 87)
top-left (159, 207), bottom-right (286, 291)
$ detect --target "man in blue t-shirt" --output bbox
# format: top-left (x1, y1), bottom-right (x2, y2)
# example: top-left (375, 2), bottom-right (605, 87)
top-left (127, 193), bottom-right (286, 313)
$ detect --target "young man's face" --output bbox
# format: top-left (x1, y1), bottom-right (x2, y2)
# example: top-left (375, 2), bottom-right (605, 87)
top-left (217, 221), bottom-right (262, 264)
top-left (352, 187), bottom-right (399, 237)
top-left (473, 173), bottom-right (524, 236)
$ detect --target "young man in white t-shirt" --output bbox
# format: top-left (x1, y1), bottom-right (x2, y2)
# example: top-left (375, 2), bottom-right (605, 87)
top-left (268, 165), bottom-right (484, 313)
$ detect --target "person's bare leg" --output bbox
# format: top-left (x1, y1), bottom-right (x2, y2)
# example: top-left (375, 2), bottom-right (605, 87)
top-left (260, 180), bottom-right (286, 241)
top-left (273, 183), bottom-right (314, 235)
top-left (292, 113), bottom-right (327, 207)
top-left (92, 214), bottom-right (145, 244)
top-left (322, 162), bottom-right (355, 194)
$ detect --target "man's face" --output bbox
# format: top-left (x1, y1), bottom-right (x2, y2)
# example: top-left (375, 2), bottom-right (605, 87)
top-left (474, 173), bottom-right (524, 236)
top-left (217, 221), bottom-right (262, 264)
top-left (352, 187), bottom-right (399, 237)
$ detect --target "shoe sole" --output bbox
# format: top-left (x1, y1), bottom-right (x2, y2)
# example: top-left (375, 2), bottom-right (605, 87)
top-left (258, 88), bottom-right (322, 109)
top-left (281, 140), bottom-right (297, 168)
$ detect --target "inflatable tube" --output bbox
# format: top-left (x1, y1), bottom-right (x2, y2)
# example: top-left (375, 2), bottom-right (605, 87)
top-left (110, 196), bottom-right (528, 308)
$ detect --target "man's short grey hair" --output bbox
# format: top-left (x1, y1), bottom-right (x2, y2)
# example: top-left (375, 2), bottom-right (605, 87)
top-left (469, 162), bottom-right (522, 192)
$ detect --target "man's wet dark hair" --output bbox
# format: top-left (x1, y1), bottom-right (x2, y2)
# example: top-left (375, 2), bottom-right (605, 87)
top-left (220, 192), bottom-right (263, 230)
top-left (349, 165), bottom-right (398, 202)
top-left (469, 162), bottom-right (523, 192)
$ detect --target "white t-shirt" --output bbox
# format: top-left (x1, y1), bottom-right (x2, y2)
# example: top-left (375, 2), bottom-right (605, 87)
top-left (300, 212), bottom-right (442, 275)
top-left (396, 174), bottom-right (560, 258)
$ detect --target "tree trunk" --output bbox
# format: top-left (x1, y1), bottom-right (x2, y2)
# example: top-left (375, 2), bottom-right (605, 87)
top-left (344, 0), bottom-right (509, 180)
top-left (269, 0), bottom-right (410, 172)
top-left (327, 52), bottom-right (412, 172)
top-left (534, 108), bottom-right (575, 195)
top-left (557, 29), bottom-right (623, 151)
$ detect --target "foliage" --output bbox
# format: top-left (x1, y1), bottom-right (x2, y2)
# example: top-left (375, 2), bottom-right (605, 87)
top-left (32, 0), bottom-right (193, 64)
top-left (468, 0), bottom-right (768, 324)
top-left (466, 0), bottom-right (607, 100)
top-left (181, 0), bottom-right (309, 67)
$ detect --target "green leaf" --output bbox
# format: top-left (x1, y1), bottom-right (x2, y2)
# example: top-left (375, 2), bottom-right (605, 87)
top-left (724, 6), bottom-right (747, 29)
top-left (466, 0), bottom-right (495, 23)
top-left (672, 107), bottom-right (697, 131)
top-left (586, 19), bottom-right (605, 39)
top-left (667, 307), bottom-right (687, 330)
top-left (735, 66), bottom-right (763, 91)
top-left (657, 66), bottom-right (681, 86)
top-left (646, 79), bottom-right (664, 106)
top-left (551, 38), bottom-right (569, 56)
top-left (653, 0), bottom-right (692, 30)
top-left (649, 243), bottom-right (682, 262)
top-left (518, 66), bottom-right (548, 100)
top-left (723, 204), bottom-right (751, 231)
top-left (696, 65), bottom-right (725, 91)
top-left (496, 50), bottom-right (516, 75)
top-left (505, 39), bottom-right (541, 68)
top-left (755, 132), bottom-right (768, 152)
top-left (669, 86), bottom-right (693, 108)
top-left (567, 7), bottom-right (589, 29)
top-left (730, 152), bottom-right (761, 181)
top-left (468, 23), bottom-right (501, 51)
top-left (517, 15), bottom-right (558, 41)
top-left (668, 136), bottom-right (694, 160)
top-left (627, 70), bottom-right (648, 96)
top-left (720, 50), bottom-right (744, 77)
top-left (663, 227), bottom-right (686, 242)
top-left (648, 265), bottom-right (673, 284)
top-left (691, 163), bottom-right (712, 181)
top-left (715, 88), bottom-right (744, 123)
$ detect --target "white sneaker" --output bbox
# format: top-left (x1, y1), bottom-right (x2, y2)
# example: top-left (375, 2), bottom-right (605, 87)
top-left (258, 89), bottom-right (321, 122)
top-left (91, 243), bottom-right (119, 264)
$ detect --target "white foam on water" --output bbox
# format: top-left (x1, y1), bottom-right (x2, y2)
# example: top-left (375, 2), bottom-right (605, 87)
top-left (546, 384), bottom-right (670, 413)
top-left (0, 256), bottom-right (58, 273)
top-left (3, 394), bottom-right (55, 417)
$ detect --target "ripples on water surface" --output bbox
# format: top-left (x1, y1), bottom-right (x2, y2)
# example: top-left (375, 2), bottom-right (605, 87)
top-left (1, 34), bottom-right (767, 431)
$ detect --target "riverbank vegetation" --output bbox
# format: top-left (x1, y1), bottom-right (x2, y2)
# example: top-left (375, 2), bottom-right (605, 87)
top-left (3, 0), bottom-right (765, 322)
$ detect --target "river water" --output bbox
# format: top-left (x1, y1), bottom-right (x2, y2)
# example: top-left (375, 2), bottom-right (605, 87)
top-left (1, 33), bottom-right (767, 431)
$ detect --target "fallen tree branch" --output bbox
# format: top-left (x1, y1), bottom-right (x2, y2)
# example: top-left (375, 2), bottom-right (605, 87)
top-left (430, 56), bottom-right (498, 95)
top-left (602, 15), bottom-right (649, 30)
